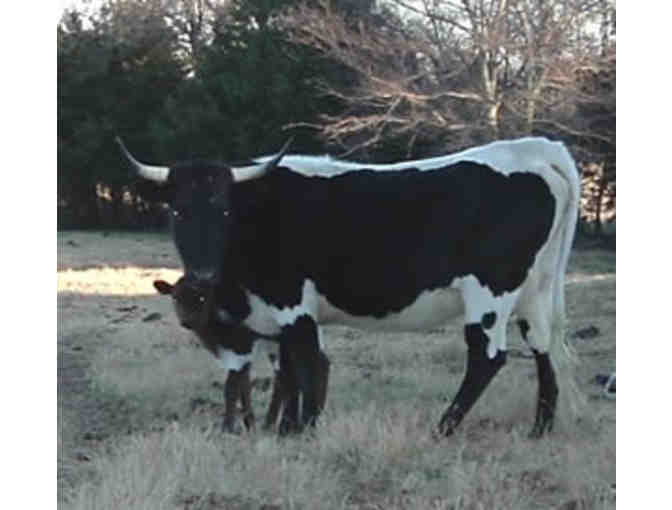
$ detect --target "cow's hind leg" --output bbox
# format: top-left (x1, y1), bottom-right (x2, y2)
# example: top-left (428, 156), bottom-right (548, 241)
top-left (438, 280), bottom-right (518, 436)
top-left (314, 350), bottom-right (331, 415)
top-left (530, 348), bottom-right (557, 438)
top-left (277, 372), bottom-right (300, 435)
top-left (517, 312), bottom-right (558, 438)
top-left (438, 323), bottom-right (507, 435)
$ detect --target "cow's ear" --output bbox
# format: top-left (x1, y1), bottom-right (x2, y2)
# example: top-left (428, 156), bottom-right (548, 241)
top-left (153, 280), bottom-right (173, 295)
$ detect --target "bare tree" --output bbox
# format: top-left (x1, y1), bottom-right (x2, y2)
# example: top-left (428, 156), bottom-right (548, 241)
top-left (284, 0), bottom-right (483, 156)
top-left (282, 0), bottom-right (614, 158)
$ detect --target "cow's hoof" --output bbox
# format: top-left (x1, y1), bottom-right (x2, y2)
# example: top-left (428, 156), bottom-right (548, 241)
top-left (242, 413), bottom-right (256, 431)
top-left (434, 413), bottom-right (460, 439)
top-left (220, 416), bottom-right (245, 435)
top-left (277, 418), bottom-right (302, 436)
top-left (528, 421), bottom-right (553, 439)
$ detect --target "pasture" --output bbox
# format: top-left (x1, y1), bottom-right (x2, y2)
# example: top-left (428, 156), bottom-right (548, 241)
top-left (58, 231), bottom-right (615, 509)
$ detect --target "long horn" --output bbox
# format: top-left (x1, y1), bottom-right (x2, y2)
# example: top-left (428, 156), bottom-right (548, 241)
top-left (231, 137), bottom-right (294, 183)
top-left (115, 136), bottom-right (170, 184)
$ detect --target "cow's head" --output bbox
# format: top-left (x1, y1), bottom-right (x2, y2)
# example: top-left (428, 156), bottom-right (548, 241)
top-left (117, 137), bottom-right (291, 288)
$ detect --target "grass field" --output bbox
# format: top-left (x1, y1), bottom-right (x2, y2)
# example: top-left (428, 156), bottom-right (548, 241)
top-left (57, 231), bottom-right (615, 510)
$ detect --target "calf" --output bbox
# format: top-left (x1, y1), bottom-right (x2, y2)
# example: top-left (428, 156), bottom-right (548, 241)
top-left (154, 277), bottom-right (330, 432)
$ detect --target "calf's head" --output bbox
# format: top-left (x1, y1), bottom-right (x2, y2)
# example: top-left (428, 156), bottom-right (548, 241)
top-left (154, 277), bottom-right (277, 358)
top-left (154, 277), bottom-right (211, 331)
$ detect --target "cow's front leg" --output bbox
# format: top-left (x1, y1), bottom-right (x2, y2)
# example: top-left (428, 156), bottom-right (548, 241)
top-left (278, 315), bottom-right (322, 433)
top-left (222, 363), bottom-right (253, 433)
top-left (437, 323), bottom-right (507, 436)
top-left (277, 375), bottom-right (300, 435)
top-left (268, 349), bottom-right (330, 433)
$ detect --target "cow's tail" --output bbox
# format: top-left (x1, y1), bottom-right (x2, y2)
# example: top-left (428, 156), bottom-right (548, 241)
top-left (548, 143), bottom-right (586, 427)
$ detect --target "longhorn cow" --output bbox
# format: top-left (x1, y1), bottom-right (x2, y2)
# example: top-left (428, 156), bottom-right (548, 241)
top-left (118, 136), bottom-right (579, 437)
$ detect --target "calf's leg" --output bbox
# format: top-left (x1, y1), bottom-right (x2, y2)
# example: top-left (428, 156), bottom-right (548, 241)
top-left (264, 357), bottom-right (286, 429)
top-left (238, 365), bottom-right (255, 430)
top-left (222, 363), bottom-right (254, 433)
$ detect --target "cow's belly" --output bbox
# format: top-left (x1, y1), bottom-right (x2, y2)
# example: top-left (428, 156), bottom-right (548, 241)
top-left (317, 287), bottom-right (464, 331)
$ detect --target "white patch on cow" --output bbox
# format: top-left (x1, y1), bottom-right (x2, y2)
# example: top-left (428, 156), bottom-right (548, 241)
top-left (269, 354), bottom-right (280, 372)
top-left (215, 347), bottom-right (253, 372)
top-left (273, 280), bottom-right (319, 326)
top-left (216, 341), bottom-right (278, 376)
top-left (242, 294), bottom-right (284, 336)
top-left (243, 280), bottom-right (320, 334)
top-left (317, 326), bottom-right (325, 349)
top-left (254, 137), bottom-right (575, 183)
top-left (457, 275), bottom-right (520, 359)
top-left (255, 338), bottom-right (279, 358)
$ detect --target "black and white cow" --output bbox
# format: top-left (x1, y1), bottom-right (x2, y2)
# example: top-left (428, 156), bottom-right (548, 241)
top-left (118, 136), bottom-right (580, 437)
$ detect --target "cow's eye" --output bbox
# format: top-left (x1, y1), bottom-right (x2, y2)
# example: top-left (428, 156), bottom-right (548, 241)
top-left (172, 208), bottom-right (190, 221)
top-left (199, 295), bottom-right (206, 303)
top-left (223, 210), bottom-right (230, 217)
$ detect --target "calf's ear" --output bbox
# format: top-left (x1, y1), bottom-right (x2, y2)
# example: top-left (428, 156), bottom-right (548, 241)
top-left (153, 280), bottom-right (174, 295)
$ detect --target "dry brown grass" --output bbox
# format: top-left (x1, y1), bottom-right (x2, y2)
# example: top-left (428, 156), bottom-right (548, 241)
top-left (58, 232), bottom-right (616, 510)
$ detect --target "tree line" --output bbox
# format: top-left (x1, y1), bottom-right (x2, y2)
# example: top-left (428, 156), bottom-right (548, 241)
top-left (58, 0), bottom-right (615, 232)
